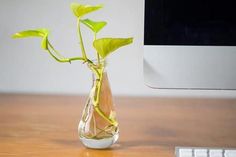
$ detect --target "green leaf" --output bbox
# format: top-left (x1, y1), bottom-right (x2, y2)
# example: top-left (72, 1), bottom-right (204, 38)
top-left (12, 29), bottom-right (49, 38)
top-left (70, 3), bottom-right (102, 18)
top-left (81, 19), bottom-right (107, 33)
top-left (93, 38), bottom-right (133, 59)
top-left (12, 29), bottom-right (49, 50)
top-left (41, 36), bottom-right (48, 50)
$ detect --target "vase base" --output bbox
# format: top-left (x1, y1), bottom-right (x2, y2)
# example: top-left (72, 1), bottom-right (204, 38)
top-left (80, 133), bottom-right (119, 149)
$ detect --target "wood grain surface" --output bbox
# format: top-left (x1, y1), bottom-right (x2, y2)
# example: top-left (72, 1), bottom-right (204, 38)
top-left (0, 94), bottom-right (236, 157)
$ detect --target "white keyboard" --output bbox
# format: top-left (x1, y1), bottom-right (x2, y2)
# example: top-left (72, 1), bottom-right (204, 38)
top-left (176, 147), bottom-right (236, 157)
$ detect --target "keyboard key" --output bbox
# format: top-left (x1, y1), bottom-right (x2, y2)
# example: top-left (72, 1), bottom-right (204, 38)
top-left (179, 148), bottom-right (193, 157)
top-left (209, 149), bottom-right (223, 157)
top-left (194, 149), bottom-right (208, 157)
top-left (224, 150), bottom-right (236, 157)
top-left (175, 147), bottom-right (236, 157)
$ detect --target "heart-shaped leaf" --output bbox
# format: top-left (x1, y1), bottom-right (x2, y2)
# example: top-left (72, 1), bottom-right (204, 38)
top-left (12, 29), bottom-right (49, 50)
top-left (81, 18), bottom-right (107, 33)
top-left (70, 3), bottom-right (102, 18)
top-left (93, 38), bottom-right (133, 59)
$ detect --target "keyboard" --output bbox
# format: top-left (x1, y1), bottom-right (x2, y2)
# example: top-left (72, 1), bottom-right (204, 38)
top-left (176, 147), bottom-right (236, 157)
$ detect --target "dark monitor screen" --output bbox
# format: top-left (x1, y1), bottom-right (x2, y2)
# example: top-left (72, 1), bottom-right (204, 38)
top-left (144, 0), bottom-right (236, 46)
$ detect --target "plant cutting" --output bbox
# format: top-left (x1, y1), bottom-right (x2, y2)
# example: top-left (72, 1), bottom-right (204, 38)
top-left (12, 3), bottom-right (133, 149)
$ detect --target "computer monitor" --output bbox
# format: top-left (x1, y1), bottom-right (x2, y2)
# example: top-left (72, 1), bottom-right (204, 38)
top-left (144, 0), bottom-right (236, 90)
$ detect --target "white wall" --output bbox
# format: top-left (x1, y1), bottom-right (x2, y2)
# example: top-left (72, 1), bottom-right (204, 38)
top-left (0, 0), bottom-right (236, 98)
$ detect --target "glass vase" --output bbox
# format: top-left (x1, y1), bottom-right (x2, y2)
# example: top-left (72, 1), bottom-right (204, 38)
top-left (78, 61), bottom-right (119, 149)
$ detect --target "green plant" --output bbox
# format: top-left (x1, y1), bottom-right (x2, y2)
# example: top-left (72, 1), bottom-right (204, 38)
top-left (13, 3), bottom-right (132, 72)
top-left (12, 3), bottom-right (133, 133)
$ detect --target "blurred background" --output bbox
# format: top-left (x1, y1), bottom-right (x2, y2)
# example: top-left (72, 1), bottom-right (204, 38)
top-left (0, 0), bottom-right (236, 97)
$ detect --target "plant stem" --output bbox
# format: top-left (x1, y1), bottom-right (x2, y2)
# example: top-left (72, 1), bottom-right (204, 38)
top-left (77, 19), bottom-right (87, 60)
top-left (46, 48), bottom-right (84, 63)
top-left (47, 40), bottom-right (85, 63)
top-left (96, 53), bottom-right (100, 65)
top-left (92, 67), bottom-right (118, 126)
top-left (94, 104), bottom-right (117, 125)
top-left (87, 62), bottom-right (100, 79)
top-left (94, 33), bottom-right (100, 65)
top-left (47, 49), bottom-right (68, 63)
top-left (92, 112), bottom-right (97, 135)
top-left (69, 57), bottom-right (85, 62)
top-left (48, 41), bottom-right (65, 59)
top-left (91, 125), bottom-right (114, 139)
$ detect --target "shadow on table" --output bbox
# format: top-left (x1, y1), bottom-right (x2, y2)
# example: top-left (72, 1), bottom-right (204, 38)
top-left (51, 138), bottom-right (188, 150)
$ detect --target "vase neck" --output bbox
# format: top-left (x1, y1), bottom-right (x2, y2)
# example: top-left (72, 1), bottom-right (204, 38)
top-left (90, 59), bottom-right (107, 81)
top-left (92, 67), bottom-right (107, 84)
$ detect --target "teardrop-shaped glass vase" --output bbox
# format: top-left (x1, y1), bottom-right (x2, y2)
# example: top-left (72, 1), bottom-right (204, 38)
top-left (78, 61), bottom-right (119, 149)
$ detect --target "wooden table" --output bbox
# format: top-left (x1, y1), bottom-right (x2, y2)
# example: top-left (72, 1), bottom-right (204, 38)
top-left (0, 94), bottom-right (236, 157)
